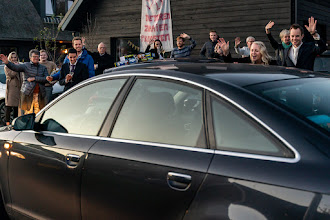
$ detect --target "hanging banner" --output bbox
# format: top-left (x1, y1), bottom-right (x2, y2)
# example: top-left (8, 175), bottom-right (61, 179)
top-left (140, 0), bottom-right (173, 52)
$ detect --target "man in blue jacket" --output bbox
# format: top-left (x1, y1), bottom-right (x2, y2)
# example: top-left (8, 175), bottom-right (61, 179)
top-left (50, 37), bottom-right (94, 80)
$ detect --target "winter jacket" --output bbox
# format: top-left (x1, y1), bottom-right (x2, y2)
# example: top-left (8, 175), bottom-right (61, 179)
top-left (52, 50), bottom-right (95, 80)
top-left (4, 65), bottom-right (22, 106)
top-left (6, 62), bottom-right (48, 97)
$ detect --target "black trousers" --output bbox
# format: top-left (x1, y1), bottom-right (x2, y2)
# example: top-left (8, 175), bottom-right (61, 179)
top-left (5, 106), bottom-right (18, 123)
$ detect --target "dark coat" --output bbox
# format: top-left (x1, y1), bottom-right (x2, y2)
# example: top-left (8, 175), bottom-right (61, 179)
top-left (200, 40), bottom-right (221, 59)
top-left (267, 33), bottom-right (286, 66)
top-left (59, 62), bottom-right (89, 91)
top-left (283, 38), bottom-right (326, 71)
top-left (86, 50), bottom-right (114, 76)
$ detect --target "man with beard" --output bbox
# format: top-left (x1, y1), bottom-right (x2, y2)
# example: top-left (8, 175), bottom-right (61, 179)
top-left (170, 33), bottom-right (196, 58)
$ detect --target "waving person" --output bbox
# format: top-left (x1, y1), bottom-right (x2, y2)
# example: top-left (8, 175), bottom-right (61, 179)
top-left (265, 20), bottom-right (291, 65)
top-left (216, 38), bottom-right (273, 65)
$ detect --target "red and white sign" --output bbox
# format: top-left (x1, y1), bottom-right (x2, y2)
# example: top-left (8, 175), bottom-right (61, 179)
top-left (140, 0), bottom-right (173, 52)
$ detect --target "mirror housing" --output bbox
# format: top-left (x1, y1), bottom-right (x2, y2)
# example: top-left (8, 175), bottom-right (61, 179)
top-left (12, 113), bottom-right (36, 131)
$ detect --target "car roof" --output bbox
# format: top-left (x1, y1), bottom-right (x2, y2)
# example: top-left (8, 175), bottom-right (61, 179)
top-left (104, 60), bottom-right (329, 87)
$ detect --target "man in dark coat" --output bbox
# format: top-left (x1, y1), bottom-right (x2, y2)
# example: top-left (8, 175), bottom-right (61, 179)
top-left (200, 30), bottom-right (222, 59)
top-left (91, 42), bottom-right (114, 75)
top-left (82, 39), bottom-right (114, 75)
top-left (56, 48), bottom-right (89, 91)
top-left (283, 17), bottom-right (326, 71)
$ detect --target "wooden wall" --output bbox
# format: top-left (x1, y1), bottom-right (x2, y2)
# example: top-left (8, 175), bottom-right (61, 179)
top-left (79, 0), bottom-right (298, 58)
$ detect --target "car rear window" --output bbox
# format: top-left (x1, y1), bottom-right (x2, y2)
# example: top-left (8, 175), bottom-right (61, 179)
top-left (245, 78), bottom-right (330, 133)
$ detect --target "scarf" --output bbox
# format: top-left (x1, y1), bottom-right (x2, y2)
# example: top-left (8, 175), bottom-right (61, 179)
top-left (282, 42), bottom-right (292, 49)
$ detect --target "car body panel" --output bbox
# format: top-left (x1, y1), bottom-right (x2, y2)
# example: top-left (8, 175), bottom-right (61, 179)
top-left (7, 131), bottom-right (98, 219)
top-left (81, 139), bottom-right (213, 219)
top-left (184, 174), bottom-right (316, 220)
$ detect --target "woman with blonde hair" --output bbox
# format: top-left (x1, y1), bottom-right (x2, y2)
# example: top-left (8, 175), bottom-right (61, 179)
top-left (4, 51), bottom-right (22, 125)
top-left (215, 38), bottom-right (275, 65)
top-left (250, 41), bottom-right (272, 65)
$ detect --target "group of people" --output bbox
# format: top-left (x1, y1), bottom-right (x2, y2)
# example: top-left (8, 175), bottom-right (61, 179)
top-left (0, 16), bottom-right (326, 125)
top-left (0, 37), bottom-right (115, 125)
top-left (146, 16), bottom-right (326, 71)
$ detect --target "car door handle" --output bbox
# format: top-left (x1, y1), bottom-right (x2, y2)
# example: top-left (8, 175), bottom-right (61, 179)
top-left (167, 172), bottom-right (192, 191)
top-left (65, 154), bottom-right (81, 168)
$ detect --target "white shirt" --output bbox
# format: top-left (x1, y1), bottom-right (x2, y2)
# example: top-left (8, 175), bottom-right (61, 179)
top-left (289, 43), bottom-right (303, 66)
top-left (234, 46), bottom-right (250, 58)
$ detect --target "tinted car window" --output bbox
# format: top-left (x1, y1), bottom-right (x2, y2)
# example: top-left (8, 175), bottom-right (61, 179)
top-left (40, 79), bottom-right (126, 136)
top-left (211, 97), bottom-right (293, 157)
top-left (0, 65), bottom-right (6, 84)
top-left (246, 78), bottom-right (330, 133)
top-left (314, 57), bottom-right (330, 73)
top-left (111, 79), bottom-right (205, 147)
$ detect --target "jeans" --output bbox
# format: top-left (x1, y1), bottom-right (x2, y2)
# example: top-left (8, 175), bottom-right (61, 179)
top-left (45, 86), bottom-right (53, 104)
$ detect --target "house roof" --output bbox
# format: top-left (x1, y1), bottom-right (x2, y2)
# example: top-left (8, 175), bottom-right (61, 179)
top-left (58, 0), bottom-right (84, 31)
top-left (58, 0), bottom-right (95, 32)
top-left (0, 0), bottom-right (44, 40)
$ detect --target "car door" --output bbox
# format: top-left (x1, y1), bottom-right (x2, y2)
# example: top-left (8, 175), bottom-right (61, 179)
top-left (7, 78), bottom-right (127, 219)
top-left (184, 93), bottom-right (328, 219)
top-left (81, 77), bottom-right (214, 219)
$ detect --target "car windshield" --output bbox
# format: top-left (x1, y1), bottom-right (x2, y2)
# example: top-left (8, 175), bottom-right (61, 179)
top-left (0, 65), bottom-right (6, 84)
top-left (245, 77), bottom-right (330, 133)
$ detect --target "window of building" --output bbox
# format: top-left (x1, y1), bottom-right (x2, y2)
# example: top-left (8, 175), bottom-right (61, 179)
top-left (111, 37), bottom-right (140, 62)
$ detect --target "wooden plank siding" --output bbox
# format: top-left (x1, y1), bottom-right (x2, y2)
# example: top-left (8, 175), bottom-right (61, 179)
top-left (80, 0), bottom-right (294, 58)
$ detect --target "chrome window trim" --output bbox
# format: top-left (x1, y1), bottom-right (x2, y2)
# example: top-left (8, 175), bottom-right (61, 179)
top-left (35, 72), bottom-right (300, 163)
top-left (98, 137), bottom-right (214, 154)
top-left (24, 130), bottom-right (101, 140)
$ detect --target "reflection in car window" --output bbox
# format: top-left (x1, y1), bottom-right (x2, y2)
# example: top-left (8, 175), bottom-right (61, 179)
top-left (211, 97), bottom-right (293, 157)
top-left (40, 79), bottom-right (126, 136)
top-left (111, 79), bottom-right (205, 147)
top-left (246, 78), bottom-right (330, 133)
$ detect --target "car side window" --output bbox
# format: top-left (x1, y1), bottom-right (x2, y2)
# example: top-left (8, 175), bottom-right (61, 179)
top-left (211, 96), bottom-right (293, 157)
top-left (111, 78), bottom-right (205, 148)
top-left (40, 79), bottom-right (126, 136)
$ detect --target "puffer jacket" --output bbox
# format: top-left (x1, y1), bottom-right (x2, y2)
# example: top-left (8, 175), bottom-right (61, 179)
top-left (6, 62), bottom-right (48, 96)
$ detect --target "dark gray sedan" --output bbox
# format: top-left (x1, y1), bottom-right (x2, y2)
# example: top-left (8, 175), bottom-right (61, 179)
top-left (0, 61), bottom-right (329, 219)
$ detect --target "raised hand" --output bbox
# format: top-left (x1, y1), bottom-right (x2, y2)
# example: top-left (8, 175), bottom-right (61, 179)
top-left (0, 54), bottom-right (9, 64)
top-left (218, 38), bottom-right (230, 56)
top-left (265, 21), bottom-right (275, 34)
top-left (148, 39), bottom-right (155, 45)
top-left (180, 33), bottom-right (190, 39)
top-left (305, 16), bottom-right (317, 35)
top-left (235, 37), bottom-right (241, 47)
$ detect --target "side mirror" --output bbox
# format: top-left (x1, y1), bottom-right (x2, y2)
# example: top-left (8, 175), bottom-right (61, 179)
top-left (12, 113), bottom-right (36, 131)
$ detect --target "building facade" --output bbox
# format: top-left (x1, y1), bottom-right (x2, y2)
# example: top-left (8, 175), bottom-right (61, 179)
top-left (60, 0), bottom-right (330, 61)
